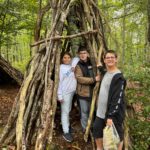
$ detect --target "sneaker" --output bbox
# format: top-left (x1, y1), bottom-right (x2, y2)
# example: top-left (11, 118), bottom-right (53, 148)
top-left (62, 133), bottom-right (73, 142)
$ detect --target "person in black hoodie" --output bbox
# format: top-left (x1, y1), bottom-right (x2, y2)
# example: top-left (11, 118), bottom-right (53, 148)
top-left (93, 50), bottom-right (126, 150)
top-left (75, 46), bottom-right (100, 132)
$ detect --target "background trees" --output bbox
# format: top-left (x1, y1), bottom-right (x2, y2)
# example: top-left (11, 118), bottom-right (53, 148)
top-left (0, 0), bottom-right (148, 69)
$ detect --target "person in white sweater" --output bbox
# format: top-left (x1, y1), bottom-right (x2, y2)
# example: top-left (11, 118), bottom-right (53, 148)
top-left (57, 52), bottom-right (78, 142)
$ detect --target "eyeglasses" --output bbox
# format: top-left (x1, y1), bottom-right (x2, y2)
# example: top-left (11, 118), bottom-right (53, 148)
top-left (105, 56), bottom-right (116, 59)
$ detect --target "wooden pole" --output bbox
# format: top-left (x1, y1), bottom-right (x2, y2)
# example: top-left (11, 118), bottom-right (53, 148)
top-left (30, 30), bottom-right (98, 47)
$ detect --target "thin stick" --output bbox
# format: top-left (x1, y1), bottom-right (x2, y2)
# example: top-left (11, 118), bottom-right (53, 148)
top-left (30, 30), bottom-right (98, 47)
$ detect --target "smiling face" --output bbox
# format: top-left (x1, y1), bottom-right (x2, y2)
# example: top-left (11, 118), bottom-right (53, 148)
top-left (104, 53), bottom-right (117, 68)
top-left (62, 54), bottom-right (71, 65)
top-left (79, 50), bottom-right (89, 62)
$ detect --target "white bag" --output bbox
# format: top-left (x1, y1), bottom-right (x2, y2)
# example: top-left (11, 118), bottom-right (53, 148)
top-left (103, 123), bottom-right (120, 150)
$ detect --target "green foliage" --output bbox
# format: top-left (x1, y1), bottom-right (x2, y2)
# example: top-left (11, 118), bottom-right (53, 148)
top-left (99, 0), bottom-right (147, 66)
top-left (129, 119), bottom-right (150, 150)
top-left (124, 64), bottom-right (150, 88)
top-left (12, 56), bottom-right (30, 73)
top-left (0, 0), bottom-right (37, 45)
top-left (124, 64), bottom-right (150, 149)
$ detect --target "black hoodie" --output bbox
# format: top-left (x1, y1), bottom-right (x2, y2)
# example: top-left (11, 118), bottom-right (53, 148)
top-left (105, 73), bottom-right (126, 123)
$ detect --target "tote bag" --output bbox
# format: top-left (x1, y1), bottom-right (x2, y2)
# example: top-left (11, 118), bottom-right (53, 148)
top-left (103, 123), bottom-right (120, 150)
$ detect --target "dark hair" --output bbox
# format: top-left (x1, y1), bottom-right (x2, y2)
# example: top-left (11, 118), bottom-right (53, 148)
top-left (103, 50), bottom-right (117, 58)
top-left (61, 52), bottom-right (72, 64)
top-left (78, 46), bottom-right (88, 53)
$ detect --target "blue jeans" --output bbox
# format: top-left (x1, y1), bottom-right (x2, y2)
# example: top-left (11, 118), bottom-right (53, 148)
top-left (79, 99), bottom-right (91, 130)
top-left (61, 92), bottom-right (75, 133)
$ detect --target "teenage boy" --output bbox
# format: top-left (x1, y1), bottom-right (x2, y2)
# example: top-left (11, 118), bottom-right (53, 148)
top-left (75, 46), bottom-right (100, 132)
top-left (93, 50), bottom-right (126, 150)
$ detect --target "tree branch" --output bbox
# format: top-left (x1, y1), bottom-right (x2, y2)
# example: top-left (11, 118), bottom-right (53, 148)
top-left (31, 30), bottom-right (98, 47)
top-left (112, 11), bottom-right (139, 20)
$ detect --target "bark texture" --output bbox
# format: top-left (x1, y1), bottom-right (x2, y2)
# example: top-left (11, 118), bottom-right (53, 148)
top-left (0, 56), bottom-right (23, 85)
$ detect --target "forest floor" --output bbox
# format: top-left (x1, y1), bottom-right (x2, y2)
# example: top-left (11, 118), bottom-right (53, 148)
top-left (0, 84), bottom-right (19, 127)
top-left (0, 84), bottom-right (93, 150)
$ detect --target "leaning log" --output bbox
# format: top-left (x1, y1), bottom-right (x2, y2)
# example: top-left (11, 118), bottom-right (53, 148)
top-left (0, 56), bottom-right (23, 85)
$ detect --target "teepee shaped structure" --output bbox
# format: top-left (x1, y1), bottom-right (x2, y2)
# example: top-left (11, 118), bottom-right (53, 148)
top-left (0, 0), bottom-right (109, 149)
top-left (0, 56), bottom-right (23, 85)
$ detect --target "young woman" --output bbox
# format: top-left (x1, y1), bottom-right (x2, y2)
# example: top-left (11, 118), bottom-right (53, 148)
top-left (57, 52), bottom-right (77, 142)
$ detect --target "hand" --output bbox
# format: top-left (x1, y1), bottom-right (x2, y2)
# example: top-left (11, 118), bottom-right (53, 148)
top-left (71, 67), bottom-right (75, 72)
top-left (97, 62), bottom-right (102, 67)
top-left (58, 99), bottom-right (64, 103)
top-left (95, 75), bottom-right (100, 81)
top-left (106, 119), bottom-right (113, 126)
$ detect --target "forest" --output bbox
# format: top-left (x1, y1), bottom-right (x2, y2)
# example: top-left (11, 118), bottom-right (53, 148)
top-left (0, 0), bottom-right (150, 150)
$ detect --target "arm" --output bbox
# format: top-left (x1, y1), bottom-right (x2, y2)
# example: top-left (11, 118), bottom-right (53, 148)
top-left (57, 67), bottom-right (63, 100)
top-left (107, 79), bottom-right (126, 119)
top-left (71, 57), bottom-right (80, 68)
top-left (75, 65), bottom-right (95, 85)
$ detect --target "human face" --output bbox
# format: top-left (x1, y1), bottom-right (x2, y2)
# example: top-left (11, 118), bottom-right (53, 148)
top-left (104, 53), bottom-right (117, 68)
top-left (79, 51), bottom-right (89, 62)
top-left (62, 54), bottom-right (71, 65)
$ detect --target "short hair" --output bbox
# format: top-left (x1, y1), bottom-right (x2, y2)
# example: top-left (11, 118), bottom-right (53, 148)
top-left (78, 46), bottom-right (88, 53)
top-left (103, 50), bottom-right (117, 58)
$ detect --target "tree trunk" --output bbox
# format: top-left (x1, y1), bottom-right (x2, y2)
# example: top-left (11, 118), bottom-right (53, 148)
top-left (146, 0), bottom-right (150, 63)
top-left (0, 0), bottom-right (10, 57)
top-left (33, 0), bottom-right (51, 56)
top-left (122, 2), bottom-right (126, 65)
top-left (0, 56), bottom-right (23, 85)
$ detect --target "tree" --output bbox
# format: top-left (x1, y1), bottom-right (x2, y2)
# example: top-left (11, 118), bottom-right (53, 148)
top-left (146, 0), bottom-right (150, 63)
top-left (0, 0), bottom-right (38, 65)
top-left (33, 0), bottom-right (51, 56)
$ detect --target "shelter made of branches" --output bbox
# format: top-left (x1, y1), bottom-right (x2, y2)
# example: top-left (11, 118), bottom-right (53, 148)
top-left (0, 56), bottom-right (23, 86)
top-left (0, 0), bottom-right (108, 150)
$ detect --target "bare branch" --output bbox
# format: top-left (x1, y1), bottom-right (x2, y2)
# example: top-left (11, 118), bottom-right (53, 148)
top-left (31, 30), bottom-right (98, 47)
